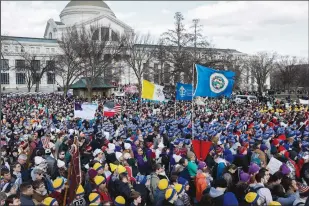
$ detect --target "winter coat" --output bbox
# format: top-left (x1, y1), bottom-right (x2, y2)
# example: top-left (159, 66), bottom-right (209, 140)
top-left (195, 172), bottom-right (207, 202)
top-left (153, 188), bottom-right (166, 206)
top-left (233, 154), bottom-right (249, 173)
top-left (32, 191), bottom-right (47, 205)
top-left (20, 194), bottom-right (35, 206)
top-left (136, 154), bottom-right (149, 175)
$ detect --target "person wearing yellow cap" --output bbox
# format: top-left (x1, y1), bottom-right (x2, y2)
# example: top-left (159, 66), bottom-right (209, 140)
top-left (174, 183), bottom-right (190, 205)
top-left (70, 185), bottom-right (86, 206)
top-left (42, 197), bottom-right (58, 206)
top-left (114, 196), bottom-right (126, 206)
top-left (268, 201), bottom-right (281, 206)
top-left (153, 179), bottom-right (169, 206)
top-left (93, 163), bottom-right (104, 175)
top-left (88, 193), bottom-right (101, 205)
top-left (49, 178), bottom-right (65, 206)
top-left (163, 188), bottom-right (179, 205)
top-left (93, 175), bottom-right (112, 203)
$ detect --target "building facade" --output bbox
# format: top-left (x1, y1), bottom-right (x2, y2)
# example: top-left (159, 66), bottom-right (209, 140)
top-left (1, 0), bottom-right (266, 93)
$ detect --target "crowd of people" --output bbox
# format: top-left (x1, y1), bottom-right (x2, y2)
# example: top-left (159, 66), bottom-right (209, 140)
top-left (0, 92), bottom-right (309, 206)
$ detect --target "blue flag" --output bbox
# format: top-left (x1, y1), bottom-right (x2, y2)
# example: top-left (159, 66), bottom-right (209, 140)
top-left (194, 64), bottom-right (235, 97)
top-left (176, 83), bottom-right (193, 100)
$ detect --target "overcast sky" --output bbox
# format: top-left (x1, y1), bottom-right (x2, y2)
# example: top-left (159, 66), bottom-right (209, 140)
top-left (1, 1), bottom-right (308, 58)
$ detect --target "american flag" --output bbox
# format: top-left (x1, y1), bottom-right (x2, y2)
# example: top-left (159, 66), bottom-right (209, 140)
top-left (103, 101), bottom-right (121, 117)
top-left (115, 103), bottom-right (122, 114)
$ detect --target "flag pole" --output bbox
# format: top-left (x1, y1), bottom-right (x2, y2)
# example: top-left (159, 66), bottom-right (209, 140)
top-left (192, 63), bottom-right (195, 139)
top-left (174, 86), bottom-right (177, 119)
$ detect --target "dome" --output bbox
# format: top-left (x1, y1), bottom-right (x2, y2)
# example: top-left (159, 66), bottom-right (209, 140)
top-left (60, 0), bottom-right (116, 25)
top-left (64, 0), bottom-right (111, 10)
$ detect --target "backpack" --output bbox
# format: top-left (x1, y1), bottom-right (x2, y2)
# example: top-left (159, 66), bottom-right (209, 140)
top-left (248, 186), bottom-right (264, 193)
top-left (149, 173), bottom-right (158, 203)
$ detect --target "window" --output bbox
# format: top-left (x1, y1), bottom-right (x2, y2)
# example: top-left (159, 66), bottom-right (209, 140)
top-left (4, 46), bottom-right (8, 52)
top-left (51, 48), bottom-right (55, 53)
top-left (154, 63), bottom-right (159, 83)
top-left (46, 60), bottom-right (55, 71)
top-left (92, 29), bottom-right (99, 40)
top-left (31, 60), bottom-right (40, 71)
top-left (49, 32), bottom-right (52, 39)
top-left (47, 72), bottom-right (55, 84)
top-left (16, 73), bottom-right (26, 84)
top-left (0, 73), bottom-right (9, 84)
top-left (36, 47), bottom-right (40, 53)
top-left (31, 47), bottom-right (35, 53)
top-left (46, 48), bottom-right (50, 53)
top-left (15, 46), bottom-right (19, 53)
top-left (0, 59), bottom-right (9, 71)
top-left (101, 27), bottom-right (110, 41)
top-left (15, 60), bottom-right (25, 71)
top-left (21, 47), bottom-right (25, 53)
top-left (111, 30), bottom-right (119, 41)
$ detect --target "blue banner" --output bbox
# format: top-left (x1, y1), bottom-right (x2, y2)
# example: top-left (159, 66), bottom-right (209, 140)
top-left (194, 64), bottom-right (235, 97)
top-left (176, 83), bottom-right (193, 101)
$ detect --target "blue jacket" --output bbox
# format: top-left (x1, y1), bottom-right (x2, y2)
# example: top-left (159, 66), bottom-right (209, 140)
top-left (20, 194), bottom-right (35, 206)
top-left (153, 188), bottom-right (166, 206)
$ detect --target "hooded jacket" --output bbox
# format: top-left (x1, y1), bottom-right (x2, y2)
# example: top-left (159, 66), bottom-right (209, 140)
top-left (195, 172), bottom-right (208, 202)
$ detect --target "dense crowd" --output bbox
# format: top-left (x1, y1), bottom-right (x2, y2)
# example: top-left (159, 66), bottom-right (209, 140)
top-left (0, 93), bottom-right (309, 206)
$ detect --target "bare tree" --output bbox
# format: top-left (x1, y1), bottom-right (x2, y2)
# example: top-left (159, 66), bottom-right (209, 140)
top-left (243, 52), bottom-right (277, 95)
top-left (68, 23), bottom-right (124, 101)
top-left (20, 52), bottom-right (56, 92)
top-left (154, 39), bottom-right (168, 85)
top-left (56, 27), bottom-right (84, 96)
top-left (122, 32), bottom-right (157, 96)
top-left (161, 12), bottom-right (194, 84)
top-left (275, 55), bottom-right (304, 92)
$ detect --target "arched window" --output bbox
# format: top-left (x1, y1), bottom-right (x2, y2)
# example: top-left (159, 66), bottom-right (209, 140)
top-left (101, 27), bottom-right (109, 41)
top-left (49, 32), bottom-right (52, 39)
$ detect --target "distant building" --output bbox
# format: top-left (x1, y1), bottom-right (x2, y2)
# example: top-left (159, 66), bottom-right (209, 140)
top-left (70, 77), bottom-right (116, 97)
top-left (1, 0), bottom-right (266, 93)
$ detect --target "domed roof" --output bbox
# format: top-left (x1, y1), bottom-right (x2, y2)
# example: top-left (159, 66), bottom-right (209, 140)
top-left (65, 0), bottom-right (111, 10)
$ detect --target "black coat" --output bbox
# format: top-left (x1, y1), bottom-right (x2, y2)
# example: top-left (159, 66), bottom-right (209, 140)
top-left (233, 154), bottom-right (249, 173)
top-left (133, 183), bottom-right (149, 205)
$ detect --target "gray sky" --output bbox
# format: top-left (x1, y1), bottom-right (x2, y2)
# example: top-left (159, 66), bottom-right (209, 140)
top-left (1, 1), bottom-right (308, 58)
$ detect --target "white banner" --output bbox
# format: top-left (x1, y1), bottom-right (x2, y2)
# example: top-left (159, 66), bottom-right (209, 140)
top-left (74, 103), bottom-right (98, 120)
top-left (114, 91), bottom-right (125, 97)
top-left (299, 99), bottom-right (309, 105)
top-left (267, 157), bottom-right (283, 175)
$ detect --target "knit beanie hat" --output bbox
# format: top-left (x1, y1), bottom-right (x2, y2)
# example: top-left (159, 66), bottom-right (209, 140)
top-left (165, 188), bottom-right (177, 202)
top-left (89, 193), bottom-right (100, 203)
top-left (268, 201), bottom-right (281, 206)
top-left (280, 163), bottom-right (291, 175)
top-left (158, 179), bottom-right (169, 190)
top-left (248, 163), bottom-right (260, 175)
top-left (42, 197), bottom-right (57, 206)
top-left (245, 192), bottom-right (259, 203)
top-left (174, 183), bottom-right (184, 195)
top-left (198, 161), bottom-right (207, 170)
top-left (88, 169), bottom-right (98, 179)
top-left (114, 196), bottom-right (126, 206)
top-left (94, 175), bottom-right (106, 186)
top-left (76, 185), bottom-right (85, 196)
top-left (52, 178), bottom-right (64, 190)
top-left (239, 171), bottom-right (250, 183)
top-left (93, 163), bottom-right (103, 172)
top-left (223, 192), bottom-right (239, 206)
